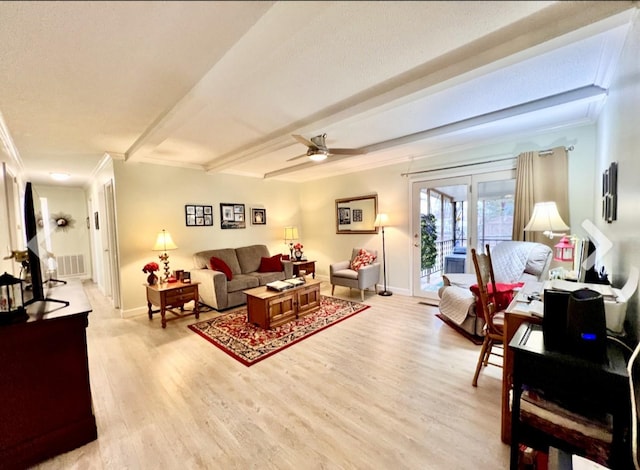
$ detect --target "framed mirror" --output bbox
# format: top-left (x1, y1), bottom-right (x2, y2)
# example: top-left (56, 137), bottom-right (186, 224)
top-left (335, 194), bottom-right (378, 234)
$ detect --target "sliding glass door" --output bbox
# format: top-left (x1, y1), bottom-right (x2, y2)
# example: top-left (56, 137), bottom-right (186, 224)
top-left (411, 170), bottom-right (515, 300)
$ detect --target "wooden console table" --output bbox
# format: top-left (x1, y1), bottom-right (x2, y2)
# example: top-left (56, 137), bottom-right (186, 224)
top-left (0, 280), bottom-right (97, 469)
top-left (245, 279), bottom-right (321, 329)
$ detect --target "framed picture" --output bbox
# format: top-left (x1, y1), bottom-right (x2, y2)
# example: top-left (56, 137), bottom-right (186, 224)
top-left (602, 161), bottom-right (618, 223)
top-left (185, 204), bottom-right (213, 226)
top-left (352, 208), bottom-right (363, 222)
top-left (252, 208), bottom-right (266, 225)
top-left (220, 203), bottom-right (246, 229)
top-left (338, 207), bottom-right (351, 225)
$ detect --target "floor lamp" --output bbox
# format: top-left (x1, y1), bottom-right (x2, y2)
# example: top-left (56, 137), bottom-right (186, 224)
top-left (374, 213), bottom-right (392, 296)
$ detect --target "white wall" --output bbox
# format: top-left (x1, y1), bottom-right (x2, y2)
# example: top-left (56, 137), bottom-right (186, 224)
top-left (595, 8), bottom-right (640, 340)
top-left (112, 160), bottom-right (300, 314)
top-left (33, 184), bottom-right (92, 279)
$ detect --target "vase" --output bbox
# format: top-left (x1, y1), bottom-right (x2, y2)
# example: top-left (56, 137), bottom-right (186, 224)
top-left (147, 273), bottom-right (158, 286)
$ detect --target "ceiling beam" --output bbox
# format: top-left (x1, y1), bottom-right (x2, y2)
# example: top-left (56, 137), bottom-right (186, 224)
top-left (263, 85), bottom-right (607, 179)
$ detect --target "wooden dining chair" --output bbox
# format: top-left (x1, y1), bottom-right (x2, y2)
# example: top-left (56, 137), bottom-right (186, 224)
top-left (471, 244), bottom-right (505, 387)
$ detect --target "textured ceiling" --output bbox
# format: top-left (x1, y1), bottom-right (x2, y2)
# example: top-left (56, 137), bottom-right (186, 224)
top-left (0, 1), bottom-right (635, 186)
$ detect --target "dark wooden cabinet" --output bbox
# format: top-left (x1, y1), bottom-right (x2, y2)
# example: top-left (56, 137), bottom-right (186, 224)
top-left (0, 281), bottom-right (97, 470)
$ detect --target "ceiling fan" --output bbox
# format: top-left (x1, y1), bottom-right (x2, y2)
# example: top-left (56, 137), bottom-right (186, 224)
top-left (287, 133), bottom-right (361, 162)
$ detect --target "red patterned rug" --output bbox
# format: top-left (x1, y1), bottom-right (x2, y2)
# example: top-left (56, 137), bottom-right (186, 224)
top-left (188, 295), bottom-right (370, 366)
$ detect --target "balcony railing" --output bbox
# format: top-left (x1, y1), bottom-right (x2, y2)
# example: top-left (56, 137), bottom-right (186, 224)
top-left (421, 236), bottom-right (511, 278)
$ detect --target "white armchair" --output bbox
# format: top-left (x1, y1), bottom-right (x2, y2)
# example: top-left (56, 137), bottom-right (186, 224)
top-left (330, 248), bottom-right (380, 301)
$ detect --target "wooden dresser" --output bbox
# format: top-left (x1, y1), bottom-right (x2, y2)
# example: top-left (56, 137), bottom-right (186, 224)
top-left (0, 280), bottom-right (97, 469)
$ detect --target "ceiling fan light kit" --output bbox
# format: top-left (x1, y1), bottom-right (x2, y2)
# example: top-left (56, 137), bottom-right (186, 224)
top-left (289, 133), bottom-right (361, 163)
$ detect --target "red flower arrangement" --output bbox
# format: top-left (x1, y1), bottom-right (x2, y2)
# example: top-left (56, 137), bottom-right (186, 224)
top-left (293, 242), bottom-right (303, 250)
top-left (142, 262), bottom-right (159, 274)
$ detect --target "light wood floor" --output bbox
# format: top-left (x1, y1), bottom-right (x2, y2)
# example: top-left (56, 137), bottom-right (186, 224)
top-left (35, 281), bottom-right (509, 469)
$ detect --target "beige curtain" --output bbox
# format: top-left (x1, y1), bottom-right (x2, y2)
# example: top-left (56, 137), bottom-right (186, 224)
top-left (511, 147), bottom-right (569, 247)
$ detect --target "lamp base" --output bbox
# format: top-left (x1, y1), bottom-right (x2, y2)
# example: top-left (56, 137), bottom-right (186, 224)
top-left (378, 290), bottom-right (393, 297)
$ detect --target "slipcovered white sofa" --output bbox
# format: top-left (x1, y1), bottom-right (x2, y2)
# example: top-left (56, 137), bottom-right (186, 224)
top-left (191, 245), bottom-right (293, 310)
top-left (438, 241), bottom-right (553, 336)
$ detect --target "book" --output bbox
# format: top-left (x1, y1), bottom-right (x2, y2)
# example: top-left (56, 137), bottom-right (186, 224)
top-left (266, 277), bottom-right (306, 292)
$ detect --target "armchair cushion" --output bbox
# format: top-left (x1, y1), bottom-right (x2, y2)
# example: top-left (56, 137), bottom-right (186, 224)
top-left (350, 249), bottom-right (377, 271)
top-left (210, 256), bottom-right (233, 281)
top-left (258, 254), bottom-right (283, 273)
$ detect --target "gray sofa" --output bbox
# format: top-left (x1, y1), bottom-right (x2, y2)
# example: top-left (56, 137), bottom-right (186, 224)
top-left (191, 244), bottom-right (293, 310)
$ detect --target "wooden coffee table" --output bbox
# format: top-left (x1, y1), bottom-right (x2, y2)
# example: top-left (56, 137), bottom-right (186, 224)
top-left (245, 279), bottom-right (321, 329)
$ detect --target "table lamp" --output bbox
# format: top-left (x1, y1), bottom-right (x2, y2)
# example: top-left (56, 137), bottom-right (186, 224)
top-left (153, 229), bottom-right (178, 281)
top-left (523, 201), bottom-right (569, 239)
top-left (284, 226), bottom-right (299, 259)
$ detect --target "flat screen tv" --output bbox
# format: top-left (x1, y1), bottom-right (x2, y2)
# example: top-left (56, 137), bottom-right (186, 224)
top-left (23, 182), bottom-right (68, 309)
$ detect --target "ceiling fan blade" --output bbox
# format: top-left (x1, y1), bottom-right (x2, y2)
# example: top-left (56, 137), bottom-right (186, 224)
top-left (286, 153), bottom-right (309, 162)
top-left (292, 134), bottom-right (314, 147)
top-left (328, 148), bottom-right (362, 156)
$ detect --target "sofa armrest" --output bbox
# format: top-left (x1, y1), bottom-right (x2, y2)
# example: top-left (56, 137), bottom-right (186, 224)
top-left (190, 268), bottom-right (228, 310)
top-left (357, 262), bottom-right (381, 289)
top-left (282, 260), bottom-right (294, 279)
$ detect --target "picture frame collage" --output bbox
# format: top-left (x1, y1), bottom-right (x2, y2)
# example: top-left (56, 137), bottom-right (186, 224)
top-left (185, 203), bottom-right (267, 229)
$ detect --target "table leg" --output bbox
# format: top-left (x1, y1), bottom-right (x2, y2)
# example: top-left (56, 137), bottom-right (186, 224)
top-left (147, 301), bottom-right (153, 320)
top-left (195, 301), bottom-right (200, 320)
top-left (161, 308), bottom-right (167, 328)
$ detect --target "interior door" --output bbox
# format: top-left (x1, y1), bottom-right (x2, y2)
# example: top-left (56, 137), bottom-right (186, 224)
top-left (411, 169), bottom-right (516, 301)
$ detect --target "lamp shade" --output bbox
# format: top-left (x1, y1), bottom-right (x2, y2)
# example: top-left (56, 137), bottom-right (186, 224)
top-left (152, 229), bottom-right (177, 252)
top-left (284, 226), bottom-right (299, 241)
top-left (373, 213), bottom-right (389, 227)
top-left (523, 202), bottom-right (569, 234)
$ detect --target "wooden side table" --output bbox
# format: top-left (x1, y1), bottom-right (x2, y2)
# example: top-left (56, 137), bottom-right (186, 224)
top-left (145, 281), bottom-right (200, 328)
top-left (292, 260), bottom-right (316, 278)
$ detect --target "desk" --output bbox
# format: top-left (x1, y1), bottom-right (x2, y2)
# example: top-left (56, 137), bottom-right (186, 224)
top-left (502, 281), bottom-right (544, 443)
top-left (509, 323), bottom-right (630, 469)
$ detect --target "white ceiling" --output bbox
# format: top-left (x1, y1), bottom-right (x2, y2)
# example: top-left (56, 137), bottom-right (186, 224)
top-left (0, 1), bottom-right (635, 186)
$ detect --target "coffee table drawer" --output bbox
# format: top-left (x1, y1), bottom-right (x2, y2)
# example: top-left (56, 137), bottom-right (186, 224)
top-left (267, 293), bottom-right (296, 328)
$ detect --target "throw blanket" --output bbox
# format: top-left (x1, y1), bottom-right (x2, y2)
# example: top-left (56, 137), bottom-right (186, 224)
top-left (491, 241), bottom-right (535, 283)
top-left (439, 286), bottom-right (476, 325)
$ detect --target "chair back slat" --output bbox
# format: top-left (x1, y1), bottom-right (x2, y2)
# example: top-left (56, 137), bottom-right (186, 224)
top-left (471, 244), bottom-right (501, 334)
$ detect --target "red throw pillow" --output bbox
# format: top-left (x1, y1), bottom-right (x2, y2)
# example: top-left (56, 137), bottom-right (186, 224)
top-left (469, 282), bottom-right (524, 319)
top-left (209, 256), bottom-right (233, 281)
top-left (350, 249), bottom-right (377, 271)
top-left (281, 254), bottom-right (290, 261)
top-left (258, 254), bottom-right (283, 273)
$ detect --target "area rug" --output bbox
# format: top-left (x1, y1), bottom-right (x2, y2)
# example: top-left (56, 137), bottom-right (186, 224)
top-left (435, 313), bottom-right (484, 345)
top-left (188, 295), bottom-right (370, 366)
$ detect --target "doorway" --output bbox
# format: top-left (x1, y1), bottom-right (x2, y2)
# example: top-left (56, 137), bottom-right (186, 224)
top-left (411, 170), bottom-right (515, 301)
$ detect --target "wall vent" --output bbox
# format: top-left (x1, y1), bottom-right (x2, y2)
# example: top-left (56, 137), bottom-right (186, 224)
top-left (55, 254), bottom-right (86, 277)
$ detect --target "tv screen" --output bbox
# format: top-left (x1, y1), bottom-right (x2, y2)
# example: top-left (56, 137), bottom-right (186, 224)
top-left (23, 182), bottom-right (68, 310)
top-left (24, 182), bottom-right (44, 304)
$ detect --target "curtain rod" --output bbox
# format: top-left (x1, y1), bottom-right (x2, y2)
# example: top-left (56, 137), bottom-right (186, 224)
top-left (538, 145), bottom-right (574, 156)
top-left (400, 145), bottom-right (574, 177)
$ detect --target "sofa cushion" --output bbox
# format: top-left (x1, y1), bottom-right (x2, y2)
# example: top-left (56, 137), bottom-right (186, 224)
top-left (194, 248), bottom-right (242, 274)
top-left (227, 274), bottom-right (260, 293)
top-left (258, 254), bottom-right (283, 273)
top-left (210, 256), bottom-right (233, 281)
top-left (248, 271), bottom-right (286, 285)
top-left (236, 245), bottom-right (271, 274)
top-left (351, 249), bottom-right (377, 271)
